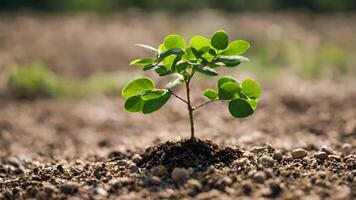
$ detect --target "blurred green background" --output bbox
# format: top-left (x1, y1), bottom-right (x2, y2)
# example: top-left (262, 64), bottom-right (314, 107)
top-left (1, 0), bottom-right (356, 13)
top-left (0, 1), bottom-right (355, 99)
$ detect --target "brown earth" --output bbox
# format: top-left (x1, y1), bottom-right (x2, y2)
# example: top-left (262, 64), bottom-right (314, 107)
top-left (1, 78), bottom-right (356, 199)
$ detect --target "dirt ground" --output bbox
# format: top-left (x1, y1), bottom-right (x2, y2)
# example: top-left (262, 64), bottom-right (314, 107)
top-left (0, 78), bottom-right (355, 199)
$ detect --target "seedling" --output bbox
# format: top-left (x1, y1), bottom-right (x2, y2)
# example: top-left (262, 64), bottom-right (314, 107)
top-left (122, 30), bottom-right (261, 139)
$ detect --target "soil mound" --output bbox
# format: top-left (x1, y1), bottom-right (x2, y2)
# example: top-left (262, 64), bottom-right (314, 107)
top-left (138, 138), bottom-right (242, 170)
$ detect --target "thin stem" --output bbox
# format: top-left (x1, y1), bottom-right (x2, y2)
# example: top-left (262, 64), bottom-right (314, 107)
top-left (168, 90), bottom-right (188, 104)
top-left (193, 99), bottom-right (218, 110)
top-left (186, 81), bottom-right (195, 139)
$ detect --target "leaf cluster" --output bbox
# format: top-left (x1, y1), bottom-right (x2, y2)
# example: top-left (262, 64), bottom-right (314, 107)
top-left (123, 30), bottom-right (261, 118)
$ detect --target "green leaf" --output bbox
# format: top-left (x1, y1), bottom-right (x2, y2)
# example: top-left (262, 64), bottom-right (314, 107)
top-left (242, 79), bottom-right (261, 99)
top-left (222, 40), bottom-right (250, 56)
top-left (183, 47), bottom-right (198, 61)
top-left (165, 74), bottom-right (185, 89)
top-left (247, 99), bottom-right (257, 110)
top-left (217, 56), bottom-right (249, 67)
top-left (201, 51), bottom-right (215, 63)
top-left (155, 66), bottom-right (172, 76)
top-left (196, 65), bottom-right (218, 76)
top-left (143, 64), bottom-right (155, 71)
top-left (158, 48), bottom-right (185, 62)
top-left (143, 92), bottom-right (171, 114)
top-left (164, 34), bottom-right (186, 49)
top-left (218, 82), bottom-right (241, 100)
top-left (163, 55), bottom-right (181, 70)
top-left (136, 44), bottom-right (159, 53)
top-left (121, 78), bottom-right (154, 99)
top-left (189, 35), bottom-right (210, 50)
top-left (158, 44), bottom-right (167, 52)
top-left (218, 76), bottom-right (238, 87)
top-left (141, 89), bottom-right (167, 101)
top-left (129, 58), bottom-right (155, 66)
top-left (203, 89), bottom-right (218, 100)
top-left (124, 95), bottom-right (145, 112)
top-left (211, 30), bottom-right (228, 50)
top-left (228, 98), bottom-right (254, 118)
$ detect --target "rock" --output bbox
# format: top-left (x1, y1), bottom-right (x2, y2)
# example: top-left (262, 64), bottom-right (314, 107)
top-left (251, 146), bottom-right (267, 153)
top-left (263, 182), bottom-right (282, 198)
top-left (116, 159), bottom-right (130, 167)
top-left (96, 187), bottom-right (108, 196)
top-left (258, 155), bottom-right (275, 168)
top-left (221, 176), bottom-right (233, 185)
top-left (267, 144), bottom-right (276, 153)
top-left (252, 171), bottom-right (266, 183)
top-left (233, 158), bottom-right (250, 167)
top-left (313, 152), bottom-right (328, 160)
top-left (40, 173), bottom-right (51, 181)
top-left (150, 165), bottom-right (167, 176)
top-left (186, 179), bottom-right (202, 190)
top-left (273, 151), bottom-right (283, 161)
top-left (128, 163), bottom-right (140, 173)
top-left (59, 183), bottom-right (79, 195)
top-left (171, 168), bottom-right (189, 182)
top-left (242, 183), bottom-right (253, 195)
top-left (131, 154), bottom-right (142, 163)
top-left (310, 159), bottom-right (318, 168)
top-left (149, 176), bottom-right (162, 185)
top-left (341, 143), bottom-right (352, 155)
top-left (321, 146), bottom-right (338, 155)
top-left (328, 155), bottom-right (341, 162)
top-left (291, 149), bottom-right (308, 159)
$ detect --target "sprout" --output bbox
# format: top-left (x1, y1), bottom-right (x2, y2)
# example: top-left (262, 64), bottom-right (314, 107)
top-left (122, 30), bottom-right (261, 139)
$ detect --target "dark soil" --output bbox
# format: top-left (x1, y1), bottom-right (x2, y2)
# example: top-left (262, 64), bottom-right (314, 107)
top-left (138, 138), bottom-right (242, 171)
top-left (1, 80), bottom-right (356, 199)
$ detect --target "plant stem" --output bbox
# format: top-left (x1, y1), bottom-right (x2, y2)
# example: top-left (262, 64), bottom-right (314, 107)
top-left (193, 99), bottom-right (218, 110)
top-left (168, 90), bottom-right (188, 104)
top-left (185, 81), bottom-right (195, 139)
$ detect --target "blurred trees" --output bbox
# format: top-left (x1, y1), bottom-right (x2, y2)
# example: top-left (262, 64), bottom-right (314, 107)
top-left (1, 0), bottom-right (356, 13)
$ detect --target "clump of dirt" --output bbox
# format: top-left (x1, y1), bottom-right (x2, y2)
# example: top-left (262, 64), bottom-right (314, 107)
top-left (138, 138), bottom-right (242, 170)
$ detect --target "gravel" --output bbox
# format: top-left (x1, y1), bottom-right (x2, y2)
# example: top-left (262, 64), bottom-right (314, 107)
top-left (171, 167), bottom-right (190, 182)
top-left (258, 155), bottom-right (275, 168)
top-left (291, 149), bottom-right (308, 159)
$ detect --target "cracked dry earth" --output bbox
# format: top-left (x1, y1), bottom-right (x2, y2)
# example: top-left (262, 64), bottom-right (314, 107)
top-left (0, 79), bottom-right (356, 199)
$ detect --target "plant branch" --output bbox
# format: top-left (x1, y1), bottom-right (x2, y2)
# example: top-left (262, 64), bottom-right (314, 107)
top-left (193, 99), bottom-right (218, 110)
top-left (168, 90), bottom-right (188, 104)
top-left (186, 81), bottom-right (195, 139)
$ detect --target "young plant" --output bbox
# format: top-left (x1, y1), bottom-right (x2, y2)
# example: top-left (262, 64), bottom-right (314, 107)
top-left (122, 30), bottom-right (261, 139)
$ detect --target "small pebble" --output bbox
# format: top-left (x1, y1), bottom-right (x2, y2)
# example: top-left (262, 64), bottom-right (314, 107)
top-left (321, 146), bottom-right (338, 155)
top-left (96, 187), bottom-right (108, 196)
top-left (252, 171), bottom-right (266, 183)
top-left (251, 146), bottom-right (267, 153)
top-left (267, 144), bottom-right (276, 153)
top-left (291, 149), bottom-right (308, 159)
top-left (117, 159), bottom-right (130, 167)
top-left (128, 163), bottom-right (140, 173)
top-left (273, 151), bottom-right (283, 161)
top-left (131, 154), bottom-right (142, 163)
top-left (150, 165), bottom-right (167, 176)
top-left (59, 183), bottom-right (79, 195)
top-left (186, 179), bottom-right (202, 190)
top-left (149, 176), bottom-right (162, 185)
top-left (313, 152), bottom-right (328, 160)
top-left (233, 158), bottom-right (250, 167)
top-left (171, 168), bottom-right (189, 182)
top-left (329, 155), bottom-right (341, 162)
top-left (258, 155), bottom-right (275, 168)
